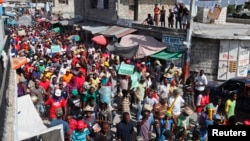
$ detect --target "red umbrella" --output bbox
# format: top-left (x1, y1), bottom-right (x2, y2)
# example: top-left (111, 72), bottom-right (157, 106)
top-left (91, 35), bottom-right (108, 46)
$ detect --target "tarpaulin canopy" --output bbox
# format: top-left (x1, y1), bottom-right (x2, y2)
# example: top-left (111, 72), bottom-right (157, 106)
top-left (150, 50), bottom-right (183, 60)
top-left (100, 25), bottom-right (137, 38)
top-left (82, 26), bottom-right (110, 34)
top-left (113, 34), bottom-right (167, 59)
top-left (12, 57), bottom-right (27, 70)
top-left (92, 35), bottom-right (108, 46)
top-left (18, 95), bottom-right (64, 141)
top-left (18, 15), bottom-right (32, 26)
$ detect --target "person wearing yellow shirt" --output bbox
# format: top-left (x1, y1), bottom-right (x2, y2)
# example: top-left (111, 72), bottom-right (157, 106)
top-left (90, 73), bottom-right (100, 89)
top-left (40, 68), bottom-right (53, 80)
top-left (62, 69), bottom-right (73, 84)
top-left (225, 92), bottom-right (237, 120)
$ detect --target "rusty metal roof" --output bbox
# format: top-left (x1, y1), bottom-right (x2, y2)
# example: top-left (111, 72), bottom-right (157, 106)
top-left (100, 25), bottom-right (137, 38)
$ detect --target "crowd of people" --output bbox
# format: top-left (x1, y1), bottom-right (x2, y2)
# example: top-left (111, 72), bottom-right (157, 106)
top-left (10, 10), bottom-right (248, 141)
top-left (143, 3), bottom-right (190, 29)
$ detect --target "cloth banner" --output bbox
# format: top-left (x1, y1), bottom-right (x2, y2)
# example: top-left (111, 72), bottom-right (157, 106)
top-left (118, 63), bottom-right (135, 75)
top-left (51, 45), bottom-right (61, 53)
top-left (18, 30), bottom-right (26, 36)
top-left (99, 86), bottom-right (112, 104)
top-left (130, 72), bottom-right (141, 90)
top-left (52, 27), bottom-right (60, 33)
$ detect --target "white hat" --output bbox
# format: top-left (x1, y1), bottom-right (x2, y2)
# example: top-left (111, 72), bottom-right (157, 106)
top-left (77, 55), bottom-right (80, 58)
top-left (143, 104), bottom-right (153, 111)
top-left (76, 63), bottom-right (81, 67)
top-left (19, 77), bottom-right (26, 83)
top-left (141, 62), bottom-right (145, 65)
top-left (54, 89), bottom-right (62, 97)
top-left (155, 60), bottom-right (161, 66)
top-left (31, 95), bottom-right (38, 103)
top-left (146, 72), bottom-right (150, 77)
top-left (83, 105), bottom-right (94, 112)
top-left (108, 66), bottom-right (113, 69)
top-left (183, 106), bottom-right (194, 115)
top-left (83, 82), bottom-right (90, 90)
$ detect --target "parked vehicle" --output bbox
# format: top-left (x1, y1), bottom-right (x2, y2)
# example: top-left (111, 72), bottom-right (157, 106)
top-left (207, 77), bottom-right (248, 110)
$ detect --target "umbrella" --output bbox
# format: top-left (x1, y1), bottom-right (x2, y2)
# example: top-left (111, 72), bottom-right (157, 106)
top-left (67, 35), bottom-right (80, 42)
top-left (91, 35), bottom-right (108, 46)
top-left (113, 34), bottom-right (167, 59)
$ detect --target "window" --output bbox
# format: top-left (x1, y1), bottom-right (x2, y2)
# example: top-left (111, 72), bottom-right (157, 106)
top-left (59, 0), bottom-right (68, 4)
top-left (90, 0), bottom-right (109, 9)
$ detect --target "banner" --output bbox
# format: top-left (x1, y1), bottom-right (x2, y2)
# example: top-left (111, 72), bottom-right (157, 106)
top-left (118, 63), bottom-right (134, 75)
top-left (51, 45), bottom-right (61, 53)
top-left (99, 86), bottom-right (111, 104)
top-left (52, 27), bottom-right (60, 33)
top-left (18, 30), bottom-right (26, 36)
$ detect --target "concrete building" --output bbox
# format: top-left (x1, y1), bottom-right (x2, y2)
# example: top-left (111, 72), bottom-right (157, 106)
top-left (51, 0), bottom-right (75, 17)
top-left (77, 0), bottom-right (176, 24)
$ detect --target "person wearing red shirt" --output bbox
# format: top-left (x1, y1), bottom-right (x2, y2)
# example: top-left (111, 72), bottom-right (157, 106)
top-left (39, 76), bottom-right (50, 92)
top-left (45, 89), bottom-right (67, 120)
top-left (76, 72), bottom-right (85, 93)
top-left (24, 62), bottom-right (34, 80)
top-left (72, 55), bottom-right (80, 67)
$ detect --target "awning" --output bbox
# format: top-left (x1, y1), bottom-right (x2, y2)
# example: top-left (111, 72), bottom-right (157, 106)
top-left (60, 17), bottom-right (84, 26)
top-left (82, 26), bottom-right (110, 34)
top-left (12, 57), bottom-right (27, 70)
top-left (92, 35), bottom-right (108, 46)
top-left (150, 50), bottom-right (183, 60)
top-left (100, 25), bottom-right (137, 38)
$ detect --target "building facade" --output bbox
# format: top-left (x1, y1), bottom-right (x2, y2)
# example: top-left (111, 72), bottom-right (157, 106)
top-left (77, 0), bottom-right (175, 24)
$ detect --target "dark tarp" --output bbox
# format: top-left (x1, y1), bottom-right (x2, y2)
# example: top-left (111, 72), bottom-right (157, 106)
top-left (150, 50), bottom-right (183, 60)
top-left (111, 34), bottom-right (166, 59)
top-left (112, 42), bottom-right (139, 58)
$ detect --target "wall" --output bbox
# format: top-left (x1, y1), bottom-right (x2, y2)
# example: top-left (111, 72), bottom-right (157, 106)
top-left (196, 7), bottom-right (227, 24)
top-left (52, 0), bottom-right (75, 17)
top-left (190, 37), bottom-right (220, 80)
top-left (79, 0), bottom-right (118, 24)
top-left (0, 27), bottom-right (13, 140)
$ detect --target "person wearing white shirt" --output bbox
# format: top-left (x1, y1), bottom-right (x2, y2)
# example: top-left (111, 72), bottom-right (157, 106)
top-left (167, 89), bottom-right (185, 121)
top-left (195, 70), bottom-right (208, 102)
top-left (158, 78), bottom-right (170, 102)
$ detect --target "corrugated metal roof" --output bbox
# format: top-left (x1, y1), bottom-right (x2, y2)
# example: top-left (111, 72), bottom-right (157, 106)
top-left (81, 26), bottom-right (110, 34)
top-left (100, 26), bottom-right (137, 38)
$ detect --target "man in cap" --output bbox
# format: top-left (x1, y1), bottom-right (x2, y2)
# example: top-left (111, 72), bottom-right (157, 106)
top-left (50, 108), bottom-right (70, 139)
top-left (45, 89), bottom-right (67, 120)
top-left (175, 106), bottom-right (194, 136)
top-left (31, 80), bottom-right (46, 117)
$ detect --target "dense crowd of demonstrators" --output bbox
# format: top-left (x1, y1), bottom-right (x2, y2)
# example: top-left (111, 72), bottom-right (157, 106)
top-left (11, 20), bottom-right (246, 141)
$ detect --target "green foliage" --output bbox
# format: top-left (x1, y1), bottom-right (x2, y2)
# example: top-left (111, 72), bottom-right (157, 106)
top-left (227, 5), bottom-right (245, 14)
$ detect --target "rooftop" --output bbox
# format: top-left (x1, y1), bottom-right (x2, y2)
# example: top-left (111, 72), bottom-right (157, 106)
top-left (192, 22), bottom-right (250, 40)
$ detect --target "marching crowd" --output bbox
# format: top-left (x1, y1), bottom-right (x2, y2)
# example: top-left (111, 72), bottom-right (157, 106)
top-left (11, 14), bottom-right (247, 141)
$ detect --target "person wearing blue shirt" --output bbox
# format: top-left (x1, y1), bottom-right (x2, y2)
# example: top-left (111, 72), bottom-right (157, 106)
top-left (11, 45), bottom-right (17, 57)
top-left (71, 120), bottom-right (90, 141)
top-left (32, 66), bottom-right (42, 80)
top-left (159, 112), bottom-right (174, 141)
top-left (50, 108), bottom-right (70, 140)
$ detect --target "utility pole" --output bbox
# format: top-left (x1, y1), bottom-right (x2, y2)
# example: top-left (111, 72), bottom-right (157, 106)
top-left (183, 0), bottom-right (195, 84)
